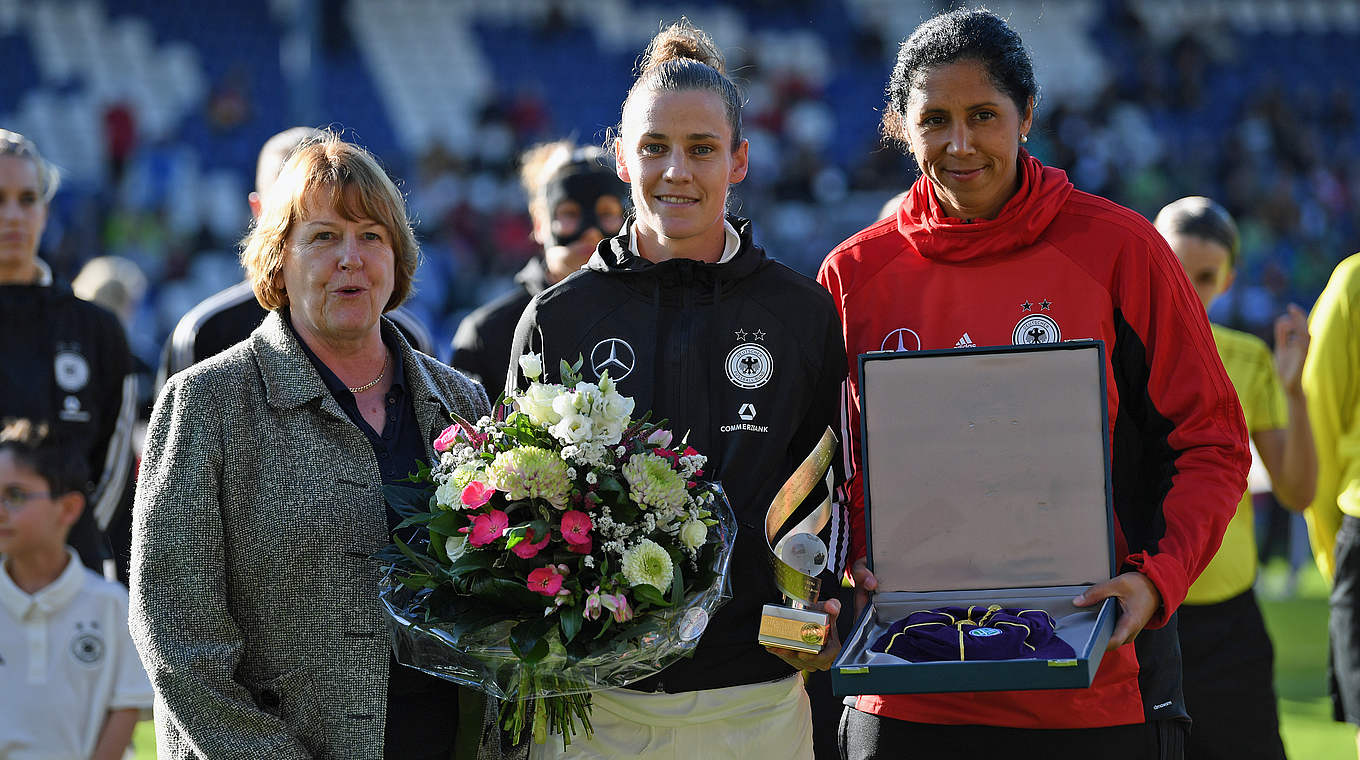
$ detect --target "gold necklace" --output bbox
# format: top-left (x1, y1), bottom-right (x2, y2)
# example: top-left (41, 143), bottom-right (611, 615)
top-left (347, 352), bottom-right (389, 394)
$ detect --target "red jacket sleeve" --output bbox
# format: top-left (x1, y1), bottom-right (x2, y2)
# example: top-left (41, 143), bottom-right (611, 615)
top-left (816, 257), bottom-right (869, 571)
top-left (1104, 219), bottom-right (1250, 627)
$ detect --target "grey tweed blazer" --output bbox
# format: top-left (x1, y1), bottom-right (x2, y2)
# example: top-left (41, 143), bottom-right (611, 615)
top-left (130, 312), bottom-right (518, 760)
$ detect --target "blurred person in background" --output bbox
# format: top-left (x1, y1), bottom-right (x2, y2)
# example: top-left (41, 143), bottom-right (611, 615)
top-left (0, 419), bottom-right (153, 760)
top-left (1156, 195), bottom-right (1315, 760)
top-left (451, 140), bottom-right (626, 388)
top-left (158, 126), bottom-right (433, 391)
top-left (1301, 251), bottom-right (1360, 759)
top-left (130, 132), bottom-right (510, 759)
top-left (73, 254), bottom-right (155, 585)
top-left (821, 10), bottom-right (1249, 757)
top-left (0, 129), bottom-right (135, 580)
top-left (509, 19), bottom-right (847, 759)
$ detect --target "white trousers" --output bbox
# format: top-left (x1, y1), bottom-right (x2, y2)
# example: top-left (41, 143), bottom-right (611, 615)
top-left (530, 674), bottom-right (814, 760)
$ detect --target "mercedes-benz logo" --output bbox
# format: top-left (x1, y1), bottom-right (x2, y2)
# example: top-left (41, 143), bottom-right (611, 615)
top-left (590, 338), bottom-right (636, 380)
top-left (880, 327), bottom-right (921, 352)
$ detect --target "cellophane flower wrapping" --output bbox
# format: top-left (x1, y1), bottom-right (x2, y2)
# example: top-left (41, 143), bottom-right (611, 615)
top-left (377, 355), bottom-right (736, 745)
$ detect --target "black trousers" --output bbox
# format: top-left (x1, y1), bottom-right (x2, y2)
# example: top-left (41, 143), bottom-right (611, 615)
top-left (1179, 590), bottom-right (1286, 760)
top-left (840, 706), bottom-right (1187, 760)
top-left (1330, 515), bottom-right (1360, 725)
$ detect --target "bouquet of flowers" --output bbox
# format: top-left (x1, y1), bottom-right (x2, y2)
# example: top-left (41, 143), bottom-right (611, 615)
top-left (378, 354), bottom-right (736, 745)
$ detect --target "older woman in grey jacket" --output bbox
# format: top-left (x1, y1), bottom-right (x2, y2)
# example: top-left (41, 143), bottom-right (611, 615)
top-left (131, 134), bottom-right (513, 760)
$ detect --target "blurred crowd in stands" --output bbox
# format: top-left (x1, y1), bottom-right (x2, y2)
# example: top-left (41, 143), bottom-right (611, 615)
top-left (10, 0), bottom-right (1360, 371)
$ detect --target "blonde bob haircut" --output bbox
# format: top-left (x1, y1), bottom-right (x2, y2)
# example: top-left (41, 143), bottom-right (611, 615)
top-left (240, 132), bottom-right (418, 312)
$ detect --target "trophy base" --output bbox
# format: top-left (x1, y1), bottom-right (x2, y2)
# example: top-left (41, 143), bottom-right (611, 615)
top-left (759, 604), bottom-right (830, 654)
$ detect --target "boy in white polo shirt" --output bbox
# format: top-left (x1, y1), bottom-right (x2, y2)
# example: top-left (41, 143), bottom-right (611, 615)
top-left (0, 419), bottom-right (152, 759)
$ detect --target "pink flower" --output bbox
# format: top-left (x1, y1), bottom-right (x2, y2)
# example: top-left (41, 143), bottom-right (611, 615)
top-left (647, 429), bottom-right (673, 449)
top-left (460, 481), bottom-right (495, 509)
top-left (435, 422), bottom-right (487, 452)
top-left (459, 422), bottom-right (488, 448)
top-left (584, 587), bottom-right (603, 620)
top-left (433, 424), bottom-right (460, 452)
top-left (600, 592), bottom-right (633, 623)
top-left (527, 566), bottom-right (564, 596)
top-left (467, 509), bottom-right (509, 547)
top-left (567, 537), bottom-right (592, 555)
top-left (560, 510), bottom-right (593, 546)
top-left (510, 527), bottom-right (551, 559)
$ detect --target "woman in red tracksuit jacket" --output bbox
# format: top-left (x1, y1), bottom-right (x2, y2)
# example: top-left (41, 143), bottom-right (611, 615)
top-left (818, 9), bottom-right (1250, 759)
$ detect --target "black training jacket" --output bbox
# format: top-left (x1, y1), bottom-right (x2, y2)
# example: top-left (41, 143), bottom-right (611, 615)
top-left (452, 257), bottom-right (551, 388)
top-left (157, 280), bottom-right (436, 393)
top-left (1, 272), bottom-right (136, 572)
top-left (509, 216), bottom-right (847, 693)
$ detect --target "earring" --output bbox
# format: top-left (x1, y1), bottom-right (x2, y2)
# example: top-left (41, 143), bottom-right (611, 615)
top-left (1020, 134), bottom-right (1029, 144)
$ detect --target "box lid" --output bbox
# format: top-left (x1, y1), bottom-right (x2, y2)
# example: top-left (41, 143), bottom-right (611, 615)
top-left (858, 341), bottom-right (1114, 592)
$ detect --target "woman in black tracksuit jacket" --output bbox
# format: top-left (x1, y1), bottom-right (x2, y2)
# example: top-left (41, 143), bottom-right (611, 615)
top-left (507, 20), bottom-right (846, 760)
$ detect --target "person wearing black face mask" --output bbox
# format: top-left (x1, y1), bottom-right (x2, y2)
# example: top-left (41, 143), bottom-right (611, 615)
top-left (451, 141), bottom-right (626, 387)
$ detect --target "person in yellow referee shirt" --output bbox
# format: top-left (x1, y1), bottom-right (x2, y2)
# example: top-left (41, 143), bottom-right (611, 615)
top-left (1302, 250), bottom-right (1360, 755)
top-left (1156, 196), bottom-right (1316, 760)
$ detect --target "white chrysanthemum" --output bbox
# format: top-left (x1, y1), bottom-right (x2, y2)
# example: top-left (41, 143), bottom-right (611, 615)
top-left (622, 453), bottom-right (689, 513)
top-left (434, 478), bottom-right (461, 511)
top-left (450, 463), bottom-right (485, 490)
top-left (486, 446), bottom-right (572, 508)
top-left (621, 539), bottom-right (673, 591)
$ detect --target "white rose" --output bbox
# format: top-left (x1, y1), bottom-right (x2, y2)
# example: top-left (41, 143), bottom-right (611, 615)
top-left (597, 420), bottom-right (625, 446)
top-left (445, 535), bottom-right (468, 562)
top-left (680, 519), bottom-right (708, 551)
top-left (550, 412), bottom-right (594, 444)
top-left (519, 383), bottom-right (565, 426)
top-left (552, 391), bottom-right (579, 419)
top-left (600, 392), bottom-right (634, 426)
top-left (518, 353), bottom-right (544, 381)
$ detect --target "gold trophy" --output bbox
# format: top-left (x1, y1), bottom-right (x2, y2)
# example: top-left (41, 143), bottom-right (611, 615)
top-left (758, 428), bottom-right (837, 654)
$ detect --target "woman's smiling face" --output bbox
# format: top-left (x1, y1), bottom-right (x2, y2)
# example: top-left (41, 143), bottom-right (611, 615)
top-left (902, 59), bottom-right (1032, 222)
top-left (615, 88), bottom-right (748, 260)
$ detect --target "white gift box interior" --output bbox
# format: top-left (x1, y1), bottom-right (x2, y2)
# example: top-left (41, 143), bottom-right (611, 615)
top-left (832, 341), bottom-right (1119, 696)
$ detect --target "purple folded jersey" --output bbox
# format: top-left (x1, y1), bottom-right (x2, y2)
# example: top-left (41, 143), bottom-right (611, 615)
top-left (870, 604), bottom-right (1077, 662)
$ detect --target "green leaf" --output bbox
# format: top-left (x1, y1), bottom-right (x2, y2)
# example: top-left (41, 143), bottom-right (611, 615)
top-left (392, 535), bottom-right (439, 576)
top-left (445, 549), bottom-right (494, 576)
top-left (631, 583), bottom-right (670, 608)
top-left (670, 557), bottom-right (684, 606)
top-left (429, 531), bottom-right (449, 564)
top-left (471, 575), bottom-right (548, 609)
top-left (395, 459), bottom-right (432, 485)
top-left (527, 519), bottom-right (551, 543)
top-left (509, 614), bottom-right (556, 664)
top-left (504, 525), bottom-right (529, 550)
top-left (372, 544), bottom-right (409, 565)
top-left (427, 511), bottom-right (465, 536)
top-left (560, 604), bottom-right (584, 644)
top-left (384, 484), bottom-right (434, 518)
top-left (393, 512), bottom-right (436, 532)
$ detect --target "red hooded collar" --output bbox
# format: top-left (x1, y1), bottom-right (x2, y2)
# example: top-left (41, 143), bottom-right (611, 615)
top-left (896, 151), bottom-right (1074, 263)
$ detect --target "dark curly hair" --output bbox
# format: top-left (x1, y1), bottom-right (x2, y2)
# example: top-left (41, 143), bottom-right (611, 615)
top-left (882, 8), bottom-right (1037, 148)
